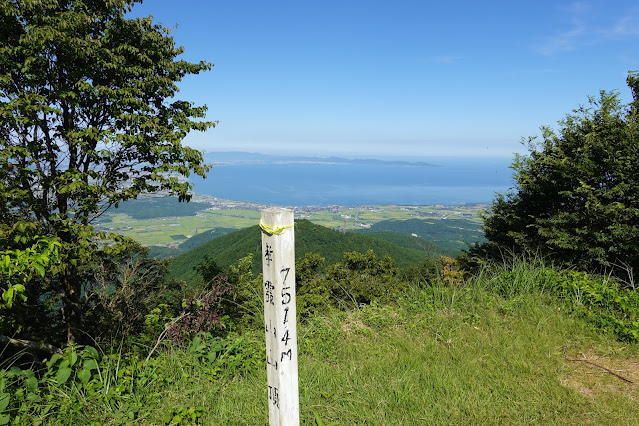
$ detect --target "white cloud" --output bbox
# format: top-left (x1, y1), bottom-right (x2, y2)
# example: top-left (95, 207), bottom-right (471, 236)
top-left (607, 15), bottom-right (639, 38)
top-left (534, 2), bottom-right (639, 55)
top-left (535, 25), bottom-right (588, 55)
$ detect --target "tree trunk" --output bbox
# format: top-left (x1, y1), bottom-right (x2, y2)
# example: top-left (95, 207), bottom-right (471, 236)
top-left (61, 271), bottom-right (84, 344)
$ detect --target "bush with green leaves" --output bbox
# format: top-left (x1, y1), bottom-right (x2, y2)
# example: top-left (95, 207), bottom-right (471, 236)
top-left (171, 254), bottom-right (265, 337)
top-left (325, 250), bottom-right (405, 306)
top-left (295, 252), bottom-right (332, 316)
top-left (185, 333), bottom-right (261, 380)
top-left (295, 250), bottom-right (407, 313)
top-left (479, 72), bottom-right (639, 275)
top-left (0, 227), bottom-right (61, 337)
top-left (164, 280), bottom-right (232, 344)
top-left (400, 257), bottom-right (440, 285)
top-left (548, 270), bottom-right (639, 341)
top-left (0, 344), bottom-right (162, 423)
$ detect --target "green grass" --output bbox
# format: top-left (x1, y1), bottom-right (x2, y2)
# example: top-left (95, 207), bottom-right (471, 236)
top-left (96, 209), bottom-right (262, 246)
top-left (133, 283), bottom-right (638, 425)
top-left (12, 263), bottom-right (638, 425)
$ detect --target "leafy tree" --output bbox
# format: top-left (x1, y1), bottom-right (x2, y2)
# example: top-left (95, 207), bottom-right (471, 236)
top-left (0, 0), bottom-right (214, 344)
top-left (479, 72), bottom-right (639, 275)
top-left (320, 250), bottom-right (404, 307)
top-left (195, 255), bottom-right (225, 283)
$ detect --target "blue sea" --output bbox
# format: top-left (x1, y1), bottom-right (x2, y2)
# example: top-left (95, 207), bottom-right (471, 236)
top-left (190, 157), bottom-right (514, 206)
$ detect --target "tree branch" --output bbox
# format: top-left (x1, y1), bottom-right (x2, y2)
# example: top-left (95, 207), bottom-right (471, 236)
top-left (565, 357), bottom-right (634, 384)
top-left (145, 312), bottom-right (187, 363)
top-left (0, 335), bottom-right (63, 355)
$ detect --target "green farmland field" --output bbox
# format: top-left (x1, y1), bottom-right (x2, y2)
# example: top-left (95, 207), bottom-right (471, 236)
top-left (95, 195), bottom-right (486, 251)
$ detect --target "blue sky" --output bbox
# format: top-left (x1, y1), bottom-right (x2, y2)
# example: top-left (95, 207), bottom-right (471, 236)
top-left (131, 0), bottom-right (638, 159)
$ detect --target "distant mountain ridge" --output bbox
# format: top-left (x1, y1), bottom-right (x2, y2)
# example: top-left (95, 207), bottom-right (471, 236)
top-left (204, 151), bottom-right (440, 168)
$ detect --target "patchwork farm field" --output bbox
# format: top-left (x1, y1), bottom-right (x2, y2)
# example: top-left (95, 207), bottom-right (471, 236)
top-left (95, 195), bottom-right (486, 249)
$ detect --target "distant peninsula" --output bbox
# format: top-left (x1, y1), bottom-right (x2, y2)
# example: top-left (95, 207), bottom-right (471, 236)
top-left (204, 151), bottom-right (440, 168)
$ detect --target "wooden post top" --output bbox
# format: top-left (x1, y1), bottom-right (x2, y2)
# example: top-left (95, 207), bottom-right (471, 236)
top-left (261, 208), bottom-right (294, 226)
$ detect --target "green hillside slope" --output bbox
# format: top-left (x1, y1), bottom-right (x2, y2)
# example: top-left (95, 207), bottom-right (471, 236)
top-left (148, 227), bottom-right (237, 259)
top-left (178, 227), bottom-right (237, 251)
top-left (168, 219), bottom-right (439, 284)
top-left (355, 218), bottom-right (485, 254)
top-left (359, 231), bottom-right (453, 257)
top-left (110, 196), bottom-right (211, 219)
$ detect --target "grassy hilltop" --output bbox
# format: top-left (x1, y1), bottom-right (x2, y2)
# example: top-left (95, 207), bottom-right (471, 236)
top-left (5, 204), bottom-right (639, 424)
top-left (5, 257), bottom-right (638, 424)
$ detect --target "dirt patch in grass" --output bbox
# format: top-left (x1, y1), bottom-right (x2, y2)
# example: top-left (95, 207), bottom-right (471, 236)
top-left (561, 353), bottom-right (639, 401)
top-left (341, 312), bottom-right (370, 335)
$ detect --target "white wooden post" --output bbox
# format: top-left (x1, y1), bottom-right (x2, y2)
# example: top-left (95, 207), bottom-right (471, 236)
top-left (261, 208), bottom-right (299, 426)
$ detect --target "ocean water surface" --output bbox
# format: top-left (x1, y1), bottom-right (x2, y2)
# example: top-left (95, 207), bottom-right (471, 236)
top-left (190, 157), bottom-right (514, 206)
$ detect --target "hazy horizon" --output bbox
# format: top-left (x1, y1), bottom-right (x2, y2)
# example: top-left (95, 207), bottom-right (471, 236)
top-left (203, 150), bottom-right (519, 163)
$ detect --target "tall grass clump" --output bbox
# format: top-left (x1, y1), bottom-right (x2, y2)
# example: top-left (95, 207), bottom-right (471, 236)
top-left (477, 252), bottom-right (558, 296)
top-left (467, 252), bottom-right (639, 342)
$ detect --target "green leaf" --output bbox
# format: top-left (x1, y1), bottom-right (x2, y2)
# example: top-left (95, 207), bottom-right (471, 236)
top-left (33, 263), bottom-right (45, 277)
top-left (2, 287), bottom-right (13, 306)
top-left (47, 354), bottom-right (61, 368)
top-left (24, 376), bottom-right (38, 392)
top-left (68, 351), bottom-right (78, 368)
top-left (0, 393), bottom-right (9, 411)
top-left (83, 359), bottom-right (98, 371)
top-left (83, 346), bottom-right (99, 359)
top-left (26, 392), bottom-right (42, 403)
top-left (77, 369), bottom-right (91, 385)
top-left (55, 367), bottom-right (72, 385)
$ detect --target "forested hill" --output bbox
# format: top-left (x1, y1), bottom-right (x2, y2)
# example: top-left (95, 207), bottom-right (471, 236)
top-left (354, 218), bottom-right (485, 254)
top-left (148, 227), bottom-right (237, 259)
top-left (168, 219), bottom-right (442, 284)
top-left (108, 196), bottom-right (211, 220)
top-left (361, 230), bottom-right (460, 257)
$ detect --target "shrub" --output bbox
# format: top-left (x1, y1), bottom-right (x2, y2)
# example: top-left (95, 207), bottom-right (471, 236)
top-left (480, 72), bottom-right (639, 275)
top-left (549, 270), bottom-right (639, 341)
